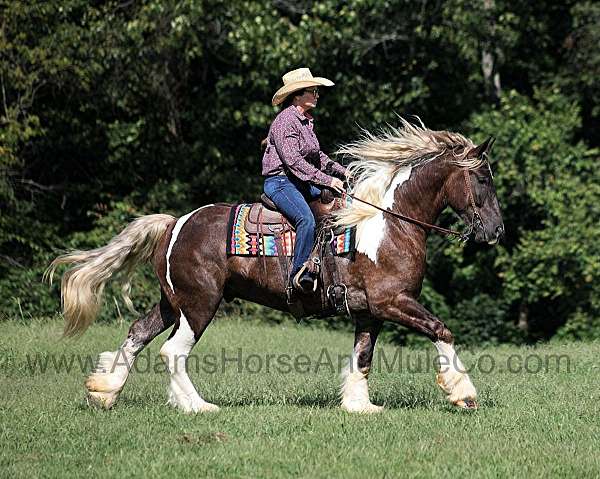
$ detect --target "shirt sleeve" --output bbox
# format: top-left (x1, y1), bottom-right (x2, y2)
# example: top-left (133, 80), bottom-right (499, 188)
top-left (319, 150), bottom-right (347, 178)
top-left (272, 122), bottom-right (333, 187)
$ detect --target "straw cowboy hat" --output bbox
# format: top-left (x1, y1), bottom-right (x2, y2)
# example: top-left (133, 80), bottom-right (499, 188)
top-left (271, 68), bottom-right (334, 106)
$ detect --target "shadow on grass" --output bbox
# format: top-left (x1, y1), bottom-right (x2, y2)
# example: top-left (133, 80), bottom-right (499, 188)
top-left (73, 382), bottom-right (500, 412)
top-left (110, 391), bottom-right (499, 411)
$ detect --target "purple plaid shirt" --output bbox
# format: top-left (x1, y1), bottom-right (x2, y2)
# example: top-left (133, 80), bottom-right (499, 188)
top-left (262, 105), bottom-right (346, 187)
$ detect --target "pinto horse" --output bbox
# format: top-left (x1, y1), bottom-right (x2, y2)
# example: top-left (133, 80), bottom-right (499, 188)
top-left (47, 120), bottom-right (503, 413)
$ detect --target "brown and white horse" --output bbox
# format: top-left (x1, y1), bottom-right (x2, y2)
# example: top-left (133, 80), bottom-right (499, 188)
top-left (47, 120), bottom-right (504, 413)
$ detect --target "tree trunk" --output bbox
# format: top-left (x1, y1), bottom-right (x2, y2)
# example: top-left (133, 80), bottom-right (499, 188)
top-left (481, 0), bottom-right (502, 101)
top-left (517, 303), bottom-right (529, 334)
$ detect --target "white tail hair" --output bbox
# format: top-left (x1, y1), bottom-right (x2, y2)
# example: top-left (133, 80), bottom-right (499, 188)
top-left (44, 214), bottom-right (175, 337)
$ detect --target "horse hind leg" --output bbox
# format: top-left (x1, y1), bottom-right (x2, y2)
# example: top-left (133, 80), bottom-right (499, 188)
top-left (159, 293), bottom-right (222, 414)
top-left (86, 295), bottom-right (175, 409)
top-left (341, 318), bottom-right (384, 413)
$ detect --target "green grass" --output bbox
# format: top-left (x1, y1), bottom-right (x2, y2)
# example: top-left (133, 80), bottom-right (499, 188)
top-left (1, 318), bottom-right (599, 478)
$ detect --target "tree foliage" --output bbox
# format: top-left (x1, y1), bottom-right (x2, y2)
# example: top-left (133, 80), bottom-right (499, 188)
top-left (1, 0), bottom-right (598, 343)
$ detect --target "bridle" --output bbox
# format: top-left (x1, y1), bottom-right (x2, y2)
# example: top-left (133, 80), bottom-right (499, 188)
top-left (459, 168), bottom-right (483, 240)
top-left (342, 166), bottom-right (485, 242)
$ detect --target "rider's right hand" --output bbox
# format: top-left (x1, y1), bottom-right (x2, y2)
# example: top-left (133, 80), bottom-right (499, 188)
top-left (330, 177), bottom-right (345, 195)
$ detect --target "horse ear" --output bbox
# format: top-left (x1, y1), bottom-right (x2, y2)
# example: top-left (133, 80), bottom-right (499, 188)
top-left (484, 136), bottom-right (496, 155)
top-left (468, 136), bottom-right (496, 158)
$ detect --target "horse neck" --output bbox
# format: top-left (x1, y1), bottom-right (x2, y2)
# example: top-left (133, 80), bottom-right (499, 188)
top-left (392, 160), bottom-right (450, 227)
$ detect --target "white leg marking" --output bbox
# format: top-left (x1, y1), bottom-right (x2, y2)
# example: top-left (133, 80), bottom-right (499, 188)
top-left (165, 204), bottom-right (214, 293)
top-left (85, 338), bottom-right (140, 409)
top-left (356, 166), bottom-right (412, 263)
top-left (160, 311), bottom-right (219, 413)
top-left (434, 341), bottom-right (477, 407)
top-left (340, 353), bottom-right (383, 413)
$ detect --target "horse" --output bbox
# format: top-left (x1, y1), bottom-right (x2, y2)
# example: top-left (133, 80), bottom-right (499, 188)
top-left (46, 119), bottom-right (504, 413)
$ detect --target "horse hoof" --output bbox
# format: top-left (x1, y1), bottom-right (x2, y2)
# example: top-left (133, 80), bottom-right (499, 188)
top-left (180, 401), bottom-right (220, 414)
top-left (363, 403), bottom-right (384, 414)
top-left (198, 402), bottom-right (220, 413)
top-left (86, 391), bottom-right (118, 410)
top-left (455, 399), bottom-right (478, 410)
top-left (341, 401), bottom-right (384, 414)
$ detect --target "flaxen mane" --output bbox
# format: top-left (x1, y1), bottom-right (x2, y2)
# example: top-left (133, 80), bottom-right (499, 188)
top-left (334, 117), bottom-right (481, 228)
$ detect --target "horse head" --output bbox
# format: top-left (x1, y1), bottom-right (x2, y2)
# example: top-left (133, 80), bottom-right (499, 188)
top-left (444, 136), bottom-right (504, 244)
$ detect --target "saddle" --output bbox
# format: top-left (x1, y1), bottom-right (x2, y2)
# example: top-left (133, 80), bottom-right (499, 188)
top-left (227, 190), bottom-right (354, 319)
top-left (244, 191), bottom-right (338, 236)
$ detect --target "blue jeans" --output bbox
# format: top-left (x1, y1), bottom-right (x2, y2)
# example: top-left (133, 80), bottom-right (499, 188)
top-left (263, 176), bottom-right (321, 277)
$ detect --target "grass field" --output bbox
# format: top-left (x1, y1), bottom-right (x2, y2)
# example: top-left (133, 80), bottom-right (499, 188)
top-left (1, 317), bottom-right (599, 478)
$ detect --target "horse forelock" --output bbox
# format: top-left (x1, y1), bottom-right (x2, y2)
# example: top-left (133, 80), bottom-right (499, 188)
top-left (333, 117), bottom-right (482, 230)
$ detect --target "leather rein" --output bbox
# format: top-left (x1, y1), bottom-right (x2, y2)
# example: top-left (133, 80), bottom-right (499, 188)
top-left (342, 168), bottom-right (482, 242)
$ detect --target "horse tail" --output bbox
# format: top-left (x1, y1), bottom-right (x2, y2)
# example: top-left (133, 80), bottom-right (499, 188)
top-left (44, 214), bottom-right (176, 337)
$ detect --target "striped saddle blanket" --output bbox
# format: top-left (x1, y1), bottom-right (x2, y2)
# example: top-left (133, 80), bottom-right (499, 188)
top-left (227, 203), bottom-right (355, 257)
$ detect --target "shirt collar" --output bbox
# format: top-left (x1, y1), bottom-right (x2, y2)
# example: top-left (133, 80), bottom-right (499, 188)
top-left (288, 105), bottom-right (312, 122)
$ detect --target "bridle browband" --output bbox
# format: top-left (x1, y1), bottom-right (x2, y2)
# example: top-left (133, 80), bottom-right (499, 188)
top-left (342, 166), bottom-right (483, 242)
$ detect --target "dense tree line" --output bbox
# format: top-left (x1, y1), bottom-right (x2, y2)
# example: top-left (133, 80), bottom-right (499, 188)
top-left (1, 0), bottom-right (599, 344)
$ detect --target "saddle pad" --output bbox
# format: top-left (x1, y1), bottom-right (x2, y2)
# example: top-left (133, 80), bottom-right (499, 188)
top-left (227, 203), bottom-right (355, 257)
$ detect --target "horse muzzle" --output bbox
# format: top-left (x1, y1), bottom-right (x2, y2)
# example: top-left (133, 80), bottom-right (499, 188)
top-left (485, 224), bottom-right (504, 245)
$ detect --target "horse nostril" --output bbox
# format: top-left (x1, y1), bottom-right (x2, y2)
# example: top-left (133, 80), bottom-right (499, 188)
top-left (496, 225), bottom-right (505, 237)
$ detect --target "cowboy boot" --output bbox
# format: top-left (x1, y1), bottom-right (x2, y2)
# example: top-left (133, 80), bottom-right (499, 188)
top-left (292, 266), bottom-right (317, 293)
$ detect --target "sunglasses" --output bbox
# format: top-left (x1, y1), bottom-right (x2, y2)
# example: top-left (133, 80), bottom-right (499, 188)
top-left (304, 88), bottom-right (319, 96)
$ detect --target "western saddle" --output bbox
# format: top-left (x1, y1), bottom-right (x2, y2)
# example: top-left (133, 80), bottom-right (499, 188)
top-left (244, 190), bottom-right (349, 318)
top-left (244, 191), bottom-right (339, 236)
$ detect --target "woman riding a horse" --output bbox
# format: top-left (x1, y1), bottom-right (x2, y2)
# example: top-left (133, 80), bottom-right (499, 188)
top-left (262, 68), bottom-right (346, 292)
top-left (47, 98), bottom-right (504, 413)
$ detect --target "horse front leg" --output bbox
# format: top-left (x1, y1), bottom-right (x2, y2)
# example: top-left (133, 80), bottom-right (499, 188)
top-left (372, 294), bottom-right (478, 409)
top-left (341, 317), bottom-right (384, 413)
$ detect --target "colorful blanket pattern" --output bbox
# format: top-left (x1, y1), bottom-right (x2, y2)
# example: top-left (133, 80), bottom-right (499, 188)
top-left (227, 203), bottom-right (355, 257)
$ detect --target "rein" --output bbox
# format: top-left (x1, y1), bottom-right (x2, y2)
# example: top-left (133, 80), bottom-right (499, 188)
top-left (342, 168), bottom-right (481, 242)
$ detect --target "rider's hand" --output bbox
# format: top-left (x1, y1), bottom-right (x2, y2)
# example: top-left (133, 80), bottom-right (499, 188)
top-left (330, 177), bottom-right (345, 195)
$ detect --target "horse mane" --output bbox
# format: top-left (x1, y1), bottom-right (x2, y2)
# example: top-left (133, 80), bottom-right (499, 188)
top-left (334, 117), bottom-right (481, 228)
